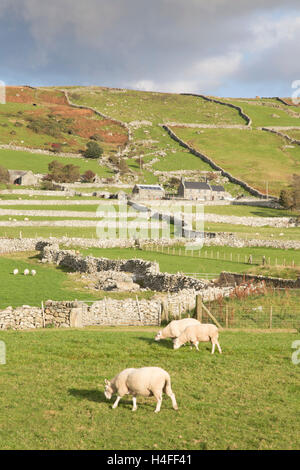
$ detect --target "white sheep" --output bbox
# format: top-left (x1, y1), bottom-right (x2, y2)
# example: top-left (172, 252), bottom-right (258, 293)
top-left (104, 367), bottom-right (178, 413)
top-left (173, 323), bottom-right (222, 354)
top-left (13, 269), bottom-right (18, 275)
top-left (31, 270), bottom-right (36, 276)
top-left (155, 318), bottom-right (201, 342)
top-left (23, 269), bottom-right (29, 276)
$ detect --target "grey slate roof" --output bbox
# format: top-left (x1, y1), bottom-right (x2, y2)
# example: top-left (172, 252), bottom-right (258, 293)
top-left (210, 185), bottom-right (225, 192)
top-left (183, 181), bottom-right (211, 190)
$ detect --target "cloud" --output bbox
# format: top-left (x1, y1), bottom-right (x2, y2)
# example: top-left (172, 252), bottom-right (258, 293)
top-left (0, 1), bottom-right (299, 95)
top-left (129, 52), bottom-right (242, 94)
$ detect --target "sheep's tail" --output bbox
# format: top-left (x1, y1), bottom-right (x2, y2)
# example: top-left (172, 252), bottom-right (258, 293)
top-left (163, 373), bottom-right (173, 396)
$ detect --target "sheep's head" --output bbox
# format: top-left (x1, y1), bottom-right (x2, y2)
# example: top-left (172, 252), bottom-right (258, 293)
top-left (154, 330), bottom-right (162, 341)
top-left (104, 379), bottom-right (113, 399)
top-left (173, 338), bottom-right (181, 350)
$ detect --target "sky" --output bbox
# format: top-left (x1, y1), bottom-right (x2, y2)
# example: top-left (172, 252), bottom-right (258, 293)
top-left (0, 0), bottom-right (299, 97)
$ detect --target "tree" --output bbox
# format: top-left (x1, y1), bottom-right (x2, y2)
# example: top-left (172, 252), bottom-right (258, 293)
top-left (82, 170), bottom-right (96, 183)
top-left (279, 189), bottom-right (293, 210)
top-left (291, 174), bottom-right (300, 211)
top-left (83, 141), bottom-right (103, 159)
top-left (0, 165), bottom-right (9, 183)
top-left (46, 160), bottom-right (80, 183)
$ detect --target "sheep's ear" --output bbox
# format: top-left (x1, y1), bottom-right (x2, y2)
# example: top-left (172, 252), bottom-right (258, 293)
top-left (105, 379), bottom-right (110, 385)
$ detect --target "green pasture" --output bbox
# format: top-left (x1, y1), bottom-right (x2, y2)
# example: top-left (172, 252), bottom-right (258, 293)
top-left (0, 149), bottom-right (113, 178)
top-left (66, 87), bottom-right (245, 125)
top-left (0, 329), bottom-right (299, 450)
top-left (172, 127), bottom-right (300, 196)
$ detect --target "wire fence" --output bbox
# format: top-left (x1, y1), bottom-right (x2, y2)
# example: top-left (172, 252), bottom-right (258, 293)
top-left (197, 305), bottom-right (300, 330)
top-left (142, 243), bottom-right (299, 268)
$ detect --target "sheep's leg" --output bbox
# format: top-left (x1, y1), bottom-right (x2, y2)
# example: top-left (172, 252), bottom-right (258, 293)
top-left (216, 341), bottom-right (222, 354)
top-left (194, 341), bottom-right (199, 351)
top-left (154, 393), bottom-right (162, 413)
top-left (211, 342), bottom-right (216, 354)
top-left (132, 396), bottom-right (137, 412)
top-left (112, 395), bottom-right (121, 409)
top-left (169, 392), bottom-right (178, 410)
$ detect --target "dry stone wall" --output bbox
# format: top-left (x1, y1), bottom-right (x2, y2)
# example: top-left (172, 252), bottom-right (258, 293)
top-left (219, 271), bottom-right (300, 289)
top-left (0, 299), bottom-right (162, 330)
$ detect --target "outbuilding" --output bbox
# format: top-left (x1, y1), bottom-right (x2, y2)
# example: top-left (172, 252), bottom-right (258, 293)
top-left (131, 184), bottom-right (165, 200)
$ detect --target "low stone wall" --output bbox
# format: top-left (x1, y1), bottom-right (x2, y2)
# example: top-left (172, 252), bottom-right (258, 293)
top-left (40, 244), bottom-right (209, 292)
top-left (218, 271), bottom-right (300, 289)
top-left (41, 243), bottom-right (159, 276)
top-left (0, 299), bottom-right (162, 330)
top-left (204, 213), bottom-right (297, 228)
top-left (1, 233), bottom-right (300, 253)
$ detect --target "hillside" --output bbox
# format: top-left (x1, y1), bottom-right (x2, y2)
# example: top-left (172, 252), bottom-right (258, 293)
top-left (0, 86), bottom-right (299, 195)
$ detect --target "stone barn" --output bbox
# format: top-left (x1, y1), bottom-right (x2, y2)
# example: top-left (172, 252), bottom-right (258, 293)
top-left (131, 184), bottom-right (165, 200)
top-left (178, 179), bottom-right (211, 200)
top-left (8, 170), bottom-right (39, 186)
top-left (210, 185), bottom-right (226, 200)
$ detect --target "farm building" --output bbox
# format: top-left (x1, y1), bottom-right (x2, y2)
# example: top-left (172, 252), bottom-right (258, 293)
top-left (178, 178), bottom-right (228, 200)
top-left (8, 170), bottom-right (39, 186)
top-left (131, 184), bottom-right (165, 200)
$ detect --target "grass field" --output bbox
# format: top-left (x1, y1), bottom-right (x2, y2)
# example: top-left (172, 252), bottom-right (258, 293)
top-left (0, 252), bottom-right (155, 309)
top-left (222, 98), bottom-right (300, 127)
top-left (0, 328), bottom-right (299, 450)
top-left (66, 87), bottom-right (245, 125)
top-left (171, 127), bottom-right (300, 196)
top-left (78, 246), bottom-right (300, 276)
top-left (0, 149), bottom-right (113, 178)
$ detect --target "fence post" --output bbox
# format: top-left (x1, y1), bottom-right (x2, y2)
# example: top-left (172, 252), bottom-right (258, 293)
top-left (41, 301), bottom-right (45, 328)
top-left (269, 306), bottom-right (273, 329)
top-left (196, 295), bottom-right (203, 322)
top-left (225, 305), bottom-right (229, 328)
top-left (201, 301), bottom-right (223, 329)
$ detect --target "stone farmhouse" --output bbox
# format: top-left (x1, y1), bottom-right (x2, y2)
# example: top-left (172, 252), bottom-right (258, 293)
top-left (178, 178), bottom-right (228, 200)
top-left (8, 170), bottom-right (39, 186)
top-left (131, 184), bottom-right (165, 200)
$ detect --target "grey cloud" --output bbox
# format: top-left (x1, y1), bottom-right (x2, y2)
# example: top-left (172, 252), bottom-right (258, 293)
top-left (0, 0), bottom-right (299, 94)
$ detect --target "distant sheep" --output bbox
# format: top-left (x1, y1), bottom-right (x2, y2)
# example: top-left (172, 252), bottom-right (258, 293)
top-left (155, 318), bottom-right (201, 342)
top-left (13, 269), bottom-right (18, 275)
top-left (104, 367), bottom-right (178, 413)
top-left (173, 323), bottom-right (222, 354)
top-left (23, 269), bottom-right (29, 276)
top-left (31, 270), bottom-right (36, 276)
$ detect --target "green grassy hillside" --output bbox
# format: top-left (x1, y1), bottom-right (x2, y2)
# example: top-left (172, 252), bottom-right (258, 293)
top-left (171, 127), bottom-right (300, 196)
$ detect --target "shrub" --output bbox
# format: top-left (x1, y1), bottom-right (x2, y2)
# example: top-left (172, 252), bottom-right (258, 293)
top-left (51, 143), bottom-right (63, 153)
top-left (82, 170), bottom-right (96, 183)
top-left (0, 165), bottom-right (9, 183)
top-left (83, 141), bottom-right (103, 159)
top-left (46, 160), bottom-right (80, 183)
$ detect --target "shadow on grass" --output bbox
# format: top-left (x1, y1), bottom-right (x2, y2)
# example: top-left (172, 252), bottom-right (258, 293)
top-left (137, 336), bottom-right (174, 349)
top-left (68, 388), bottom-right (107, 403)
top-left (68, 388), bottom-right (147, 409)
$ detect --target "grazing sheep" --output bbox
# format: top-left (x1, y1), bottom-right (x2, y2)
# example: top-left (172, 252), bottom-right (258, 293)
top-left (13, 269), bottom-right (18, 275)
top-left (31, 269), bottom-right (36, 276)
top-left (104, 367), bottom-right (178, 413)
top-left (155, 318), bottom-right (200, 342)
top-left (23, 269), bottom-right (29, 276)
top-left (173, 323), bottom-right (222, 354)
